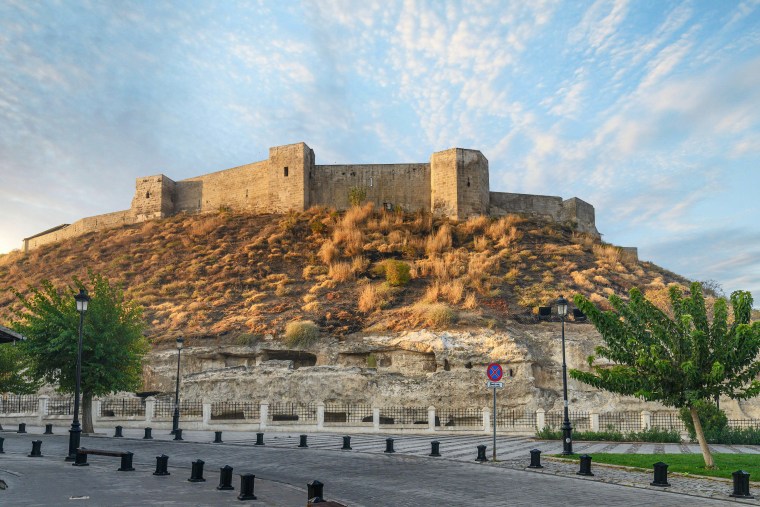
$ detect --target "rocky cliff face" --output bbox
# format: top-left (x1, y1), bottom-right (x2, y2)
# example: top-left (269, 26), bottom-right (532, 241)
top-left (144, 323), bottom-right (760, 419)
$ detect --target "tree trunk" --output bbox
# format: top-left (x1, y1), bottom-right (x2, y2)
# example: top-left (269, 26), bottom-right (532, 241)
top-left (690, 405), bottom-right (714, 469)
top-left (82, 391), bottom-right (94, 434)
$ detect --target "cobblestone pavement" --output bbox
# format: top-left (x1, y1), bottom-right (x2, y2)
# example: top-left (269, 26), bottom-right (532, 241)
top-left (1, 426), bottom-right (757, 506)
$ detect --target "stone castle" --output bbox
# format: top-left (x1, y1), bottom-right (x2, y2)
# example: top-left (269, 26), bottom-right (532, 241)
top-left (22, 142), bottom-right (599, 252)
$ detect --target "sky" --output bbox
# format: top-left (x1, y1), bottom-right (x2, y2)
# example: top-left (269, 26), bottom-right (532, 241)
top-left (1, 0), bottom-right (758, 302)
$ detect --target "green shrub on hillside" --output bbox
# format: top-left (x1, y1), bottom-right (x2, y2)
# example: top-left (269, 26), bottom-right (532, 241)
top-left (284, 320), bottom-right (320, 347)
top-left (383, 260), bottom-right (411, 286)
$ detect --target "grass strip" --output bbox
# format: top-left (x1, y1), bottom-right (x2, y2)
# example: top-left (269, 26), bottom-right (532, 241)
top-left (552, 453), bottom-right (760, 481)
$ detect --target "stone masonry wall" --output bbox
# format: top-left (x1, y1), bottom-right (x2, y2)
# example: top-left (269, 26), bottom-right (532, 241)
top-left (22, 141), bottom-right (602, 251)
top-left (310, 163), bottom-right (430, 211)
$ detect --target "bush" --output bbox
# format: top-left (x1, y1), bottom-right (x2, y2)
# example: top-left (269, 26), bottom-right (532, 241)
top-left (384, 260), bottom-right (411, 286)
top-left (535, 426), bottom-right (680, 443)
top-left (703, 427), bottom-right (760, 445)
top-left (425, 303), bottom-right (454, 328)
top-left (679, 401), bottom-right (728, 442)
top-left (284, 320), bottom-right (320, 347)
top-left (348, 187), bottom-right (367, 207)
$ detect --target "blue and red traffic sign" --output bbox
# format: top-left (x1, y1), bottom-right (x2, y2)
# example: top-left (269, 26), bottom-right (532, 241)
top-left (486, 363), bottom-right (503, 382)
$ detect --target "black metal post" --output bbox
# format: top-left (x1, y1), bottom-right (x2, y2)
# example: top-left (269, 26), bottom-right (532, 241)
top-left (217, 465), bottom-right (234, 490)
top-left (730, 470), bottom-right (753, 499)
top-left (188, 459), bottom-right (206, 482)
top-left (144, 427), bottom-right (153, 439)
top-left (17, 422), bottom-right (26, 434)
top-left (430, 441), bottom-right (441, 457)
top-left (307, 480), bottom-right (324, 503)
top-left (214, 431), bottom-right (223, 443)
top-left (476, 444), bottom-right (488, 462)
top-left (341, 436), bottom-right (352, 450)
top-left (172, 343), bottom-right (182, 435)
top-left (44, 424), bottom-right (53, 435)
top-left (384, 437), bottom-right (395, 453)
top-left (298, 434), bottom-right (308, 448)
top-left (118, 452), bottom-right (135, 472)
top-left (154, 454), bottom-right (170, 476)
top-left (29, 440), bottom-right (43, 457)
top-left (577, 454), bottom-right (594, 476)
top-left (72, 450), bottom-right (88, 467)
top-left (651, 462), bottom-right (671, 487)
top-left (114, 425), bottom-right (123, 437)
top-left (67, 291), bottom-right (88, 461)
top-left (238, 474), bottom-right (257, 500)
top-left (528, 449), bottom-right (543, 469)
top-left (0, 437), bottom-right (4, 454)
top-left (255, 432), bottom-right (264, 445)
top-left (173, 428), bottom-right (183, 441)
top-left (560, 309), bottom-right (573, 455)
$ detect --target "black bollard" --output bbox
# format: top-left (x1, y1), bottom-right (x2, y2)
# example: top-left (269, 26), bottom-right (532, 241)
top-left (217, 465), bottom-right (234, 491)
top-left (188, 459), bottom-right (206, 482)
top-left (299, 434), bottom-right (308, 448)
top-left (238, 474), bottom-right (257, 501)
top-left (44, 424), bottom-right (53, 435)
top-left (0, 436), bottom-right (4, 454)
top-left (730, 470), bottom-right (754, 499)
top-left (341, 436), bottom-right (352, 450)
top-left (118, 452), bottom-right (135, 471)
top-left (18, 423), bottom-right (26, 434)
top-left (476, 444), bottom-right (488, 462)
top-left (154, 454), bottom-right (170, 476)
top-left (144, 427), bottom-right (153, 440)
top-left (528, 449), bottom-right (543, 469)
top-left (384, 437), bottom-right (395, 454)
top-left (174, 428), bottom-right (183, 441)
top-left (114, 425), bottom-right (123, 438)
top-left (430, 441), bottom-right (441, 457)
top-left (28, 440), bottom-right (43, 457)
top-left (650, 462), bottom-right (671, 487)
top-left (214, 431), bottom-right (223, 444)
top-left (577, 454), bottom-right (594, 476)
top-left (73, 450), bottom-right (89, 467)
top-left (307, 480), bottom-right (325, 503)
top-left (255, 432), bottom-right (265, 446)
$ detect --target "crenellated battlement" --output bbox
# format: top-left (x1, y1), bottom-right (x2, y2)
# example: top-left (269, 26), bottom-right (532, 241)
top-left (22, 142), bottom-right (600, 252)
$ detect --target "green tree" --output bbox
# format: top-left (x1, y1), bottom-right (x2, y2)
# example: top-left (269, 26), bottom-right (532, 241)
top-left (571, 282), bottom-right (760, 468)
top-left (10, 272), bottom-right (148, 433)
top-left (0, 342), bottom-right (40, 394)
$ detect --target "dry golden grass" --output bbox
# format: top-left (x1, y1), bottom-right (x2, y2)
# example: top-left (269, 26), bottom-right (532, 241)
top-left (358, 284), bottom-right (379, 313)
top-left (463, 292), bottom-right (478, 310)
top-left (570, 271), bottom-right (594, 290)
top-left (461, 215), bottom-right (489, 235)
top-left (473, 236), bottom-right (489, 252)
top-left (351, 256), bottom-right (369, 273)
top-left (425, 224), bottom-right (452, 256)
top-left (593, 244), bottom-right (621, 264)
top-left (328, 262), bottom-right (355, 282)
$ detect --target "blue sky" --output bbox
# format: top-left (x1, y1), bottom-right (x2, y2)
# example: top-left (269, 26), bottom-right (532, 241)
top-left (1, 0), bottom-right (758, 301)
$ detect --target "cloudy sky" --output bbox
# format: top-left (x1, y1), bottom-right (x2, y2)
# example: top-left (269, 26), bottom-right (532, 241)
top-left (1, 0), bottom-right (758, 301)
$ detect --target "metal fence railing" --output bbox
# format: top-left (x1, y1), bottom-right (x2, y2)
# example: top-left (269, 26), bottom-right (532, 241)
top-left (100, 398), bottom-right (146, 417)
top-left (545, 411), bottom-right (591, 431)
top-left (728, 419), bottom-right (760, 430)
top-left (269, 402), bottom-right (317, 423)
top-left (323, 404), bottom-right (373, 424)
top-left (47, 396), bottom-right (74, 416)
top-left (651, 412), bottom-right (686, 431)
top-left (0, 395), bottom-right (38, 414)
top-left (379, 407), bottom-right (428, 425)
top-left (154, 400), bottom-right (203, 418)
top-left (211, 401), bottom-right (259, 420)
top-left (599, 411), bottom-right (640, 432)
top-left (437, 408), bottom-right (482, 428)
top-left (495, 410), bottom-right (537, 429)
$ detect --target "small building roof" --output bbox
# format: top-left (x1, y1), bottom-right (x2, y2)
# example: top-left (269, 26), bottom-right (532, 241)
top-left (0, 325), bottom-right (25, 344)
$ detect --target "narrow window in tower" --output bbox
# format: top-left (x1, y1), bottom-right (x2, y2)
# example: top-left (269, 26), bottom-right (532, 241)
top-left (369, 177), bottom-right (373, 187)
top-left (284, 167), bottom-right (289, 177)
top-left (467, 177), bottom-right (471, 187)
top-left (146, 191), bottom-right (151, 198)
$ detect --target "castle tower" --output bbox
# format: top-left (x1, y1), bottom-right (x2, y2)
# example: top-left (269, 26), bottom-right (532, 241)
top-left (131, 174), bottom-right (176, 222)
top-left (267, 142), bottom-right (315, 212)
top-left (430, 148), bottom-right (489, 220)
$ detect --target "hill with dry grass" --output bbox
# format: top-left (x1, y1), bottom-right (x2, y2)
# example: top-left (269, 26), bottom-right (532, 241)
top-left (0, 204), bottom-right (691, 351)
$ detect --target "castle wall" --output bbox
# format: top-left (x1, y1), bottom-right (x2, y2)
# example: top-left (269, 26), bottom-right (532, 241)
top-left (489, 192), bottom-right (564, 220)
top-left (431, 148), bottom-right (489, 220)
top-left (310, 163), bottom-right (430, 211)
top-left (560, 197), bottom-right (599, 236)
top-left (23, 210), bottom-right (133, 251)
top-left (132, 175), bottom-right (176, 221)
top-left (176, 160), bottom-right (269, 214)
top-left (268, 143), bottom-right (313, 212)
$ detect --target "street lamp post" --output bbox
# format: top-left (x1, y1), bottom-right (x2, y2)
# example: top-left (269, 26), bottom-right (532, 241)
top-left (171, 337), bottom-right (184, 435)
top-left (556, 295), bottom-right (574, 455)
top-left (67, 289), bottom-right (90, 461)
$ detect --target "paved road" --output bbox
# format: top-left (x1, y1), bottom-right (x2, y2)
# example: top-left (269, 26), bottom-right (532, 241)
top-left (0, 427), bottom-right (751, 506)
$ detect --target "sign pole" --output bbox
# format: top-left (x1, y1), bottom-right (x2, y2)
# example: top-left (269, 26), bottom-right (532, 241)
top-left (492, 386), bottom-right (497, 461)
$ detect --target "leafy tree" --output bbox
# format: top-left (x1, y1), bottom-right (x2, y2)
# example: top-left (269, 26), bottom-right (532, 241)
top-left (571, 282), bottom-right (760, 468)
top-left (0, 342), bottom-right (40, 394)
top-left (9, 272), bottom-right (148, 432)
